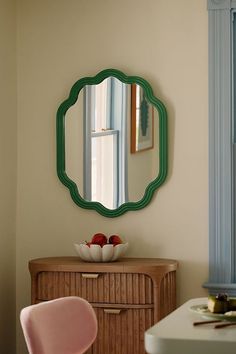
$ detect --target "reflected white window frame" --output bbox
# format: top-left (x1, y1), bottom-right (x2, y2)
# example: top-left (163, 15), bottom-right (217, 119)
top-left (83, 78), bottom-right (128, 209)
top-left (91, 130), bottom-right (118, 209)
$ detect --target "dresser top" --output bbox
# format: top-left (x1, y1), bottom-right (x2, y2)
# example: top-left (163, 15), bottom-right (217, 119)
top-left (29, 256), bottom-right (178, 275)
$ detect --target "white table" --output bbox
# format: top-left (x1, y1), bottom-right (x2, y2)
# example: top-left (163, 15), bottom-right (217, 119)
top-left (145, 298), bottom-right (236, 354)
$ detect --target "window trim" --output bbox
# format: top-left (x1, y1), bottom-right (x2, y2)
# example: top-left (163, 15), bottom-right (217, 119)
top-left (204, 0), bottom-right (236, 295)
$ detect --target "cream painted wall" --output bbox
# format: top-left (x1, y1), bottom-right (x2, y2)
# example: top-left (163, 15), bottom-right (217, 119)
top-left (0, 0), bottom-right (16, 353)
top-left (128, 113), bottom-right (158, 202)
top-left (16, 0), bottom-right (208, 352)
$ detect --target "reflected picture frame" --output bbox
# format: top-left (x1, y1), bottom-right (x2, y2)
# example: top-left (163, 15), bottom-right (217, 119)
top-left (131, 84), bottom-right (154, 153)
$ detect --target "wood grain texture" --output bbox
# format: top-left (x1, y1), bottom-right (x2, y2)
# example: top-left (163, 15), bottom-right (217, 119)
top-left (37, 271), bottom-right (155, 305)
top-left (29, 257), bottom-right (178, 354)
top-left (85, 308), bottom-right (154, 354)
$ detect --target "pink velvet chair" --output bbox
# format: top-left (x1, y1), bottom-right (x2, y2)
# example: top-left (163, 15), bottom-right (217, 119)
top-left (20, 296), bottom-right (98, 354)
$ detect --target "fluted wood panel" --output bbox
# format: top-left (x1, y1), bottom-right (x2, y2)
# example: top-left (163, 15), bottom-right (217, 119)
top-left (37, 272), bottom-right (154, 304)
top-left (86, 307), bottom-right (154, 354)
top-left (159, 271), bottom-right (176, 318)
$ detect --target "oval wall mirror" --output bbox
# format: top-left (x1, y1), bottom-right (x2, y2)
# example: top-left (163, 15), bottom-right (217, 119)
top-left (56, 69), bottom-right (168, 217)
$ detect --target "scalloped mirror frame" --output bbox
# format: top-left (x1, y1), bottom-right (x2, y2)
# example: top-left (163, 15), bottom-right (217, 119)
top-left (56, 68), bottom-right (168, 217)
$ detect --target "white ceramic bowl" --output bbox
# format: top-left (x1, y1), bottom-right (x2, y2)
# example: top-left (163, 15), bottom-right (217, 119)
top-left (74, 243), bottom-right (128, 262)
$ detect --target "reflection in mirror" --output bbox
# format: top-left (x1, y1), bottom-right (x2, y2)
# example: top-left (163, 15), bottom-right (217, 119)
top-left (57, 69), bottom-right (167, 217)
top-left (65, 77), bottom-right (159, 209)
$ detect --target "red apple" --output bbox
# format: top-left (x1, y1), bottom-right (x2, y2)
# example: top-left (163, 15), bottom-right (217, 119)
top-left (91, 233), bottom-right (107, 247)
top-left (108, 235), bottom-right (122, 246)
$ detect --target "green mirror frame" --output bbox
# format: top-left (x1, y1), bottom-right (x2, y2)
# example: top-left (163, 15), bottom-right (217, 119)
top-left (56, 68), bottom-right (168, 217)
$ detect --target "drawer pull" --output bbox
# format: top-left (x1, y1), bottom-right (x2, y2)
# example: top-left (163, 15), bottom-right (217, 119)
top-left (82, 273), bottom-right (100, 279)
top-left (104, 309), bottom-right (122, 315)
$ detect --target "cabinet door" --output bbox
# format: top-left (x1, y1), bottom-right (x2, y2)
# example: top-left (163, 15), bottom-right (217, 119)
top-left (86, 307), bottom-right (154, 354)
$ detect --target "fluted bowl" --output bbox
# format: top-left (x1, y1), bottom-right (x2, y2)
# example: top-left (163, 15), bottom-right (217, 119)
top-left (74, 243), bottom-right (128, 262)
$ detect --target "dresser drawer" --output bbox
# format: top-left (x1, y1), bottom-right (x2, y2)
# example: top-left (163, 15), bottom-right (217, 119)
top-left (86, 307), bottom-right (154, 354)
top-left (36, 271), bottom-right (154, 305)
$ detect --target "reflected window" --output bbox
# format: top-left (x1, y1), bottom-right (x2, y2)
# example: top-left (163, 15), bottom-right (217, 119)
top-left (93, 79), bottom-right (109, 131)
top-left (91, 132), bottom-right (117, 209)
top-left (84, 77), bottom-right (128, 209)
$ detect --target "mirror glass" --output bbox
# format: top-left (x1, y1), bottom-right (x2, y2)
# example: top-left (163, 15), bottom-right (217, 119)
top-left (57, 69), bottom-right (167, 217)
top-left (65, 77), bottom-right (159, 210)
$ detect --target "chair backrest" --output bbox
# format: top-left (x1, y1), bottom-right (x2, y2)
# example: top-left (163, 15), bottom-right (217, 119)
top-left (20, 296), bottom-right (97, 354)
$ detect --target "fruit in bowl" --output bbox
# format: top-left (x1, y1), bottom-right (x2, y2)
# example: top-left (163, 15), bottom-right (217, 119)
top-left (91, 233), bottom-right (108, 247)
top-left (109, 235), bottom-right (122, 246)
top-left (74, 233), bottom-right (128, 262)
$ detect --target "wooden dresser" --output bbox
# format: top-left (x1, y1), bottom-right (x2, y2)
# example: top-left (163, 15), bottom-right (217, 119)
top-left (29, 257), bottom-right (178, 354)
